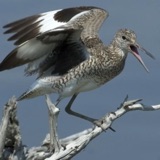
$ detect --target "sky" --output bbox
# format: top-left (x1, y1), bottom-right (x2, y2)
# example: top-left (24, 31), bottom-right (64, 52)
top-left (0, 0), bottom-right (160, 160)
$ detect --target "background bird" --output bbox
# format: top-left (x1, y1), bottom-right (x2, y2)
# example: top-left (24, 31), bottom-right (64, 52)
top-left (0, 6), bottom-right (154, 116)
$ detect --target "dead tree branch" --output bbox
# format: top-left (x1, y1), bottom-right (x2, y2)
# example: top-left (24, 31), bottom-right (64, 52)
top-left (0, 97), bottom-right (26, 160)
top-left (0, 96), bottom-right (160, 159)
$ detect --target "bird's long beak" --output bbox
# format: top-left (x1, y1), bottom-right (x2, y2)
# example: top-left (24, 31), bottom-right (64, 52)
top-left (129, 43), bottom-right (155, 72)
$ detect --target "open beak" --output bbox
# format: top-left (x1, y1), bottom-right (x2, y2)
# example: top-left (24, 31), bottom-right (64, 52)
top-left (129, 43), bottom-right (155, 72)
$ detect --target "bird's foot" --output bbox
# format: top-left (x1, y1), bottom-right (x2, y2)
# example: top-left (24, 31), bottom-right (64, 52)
top-left (93, 118), bottom-right (116, 132)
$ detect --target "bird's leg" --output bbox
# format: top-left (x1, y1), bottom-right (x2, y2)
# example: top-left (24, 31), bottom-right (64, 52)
top-left (65, 94), bottom-right (97, 123)
top-left (55, 97), bottom-right (61, 106)
top-left (65, 94), bottom-right (116, 132)
top-left (45, 95), bottom-right (61, 153)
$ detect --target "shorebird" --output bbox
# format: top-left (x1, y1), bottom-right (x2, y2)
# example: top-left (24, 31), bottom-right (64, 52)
top-left (0, 6), bottom-right (154, 120)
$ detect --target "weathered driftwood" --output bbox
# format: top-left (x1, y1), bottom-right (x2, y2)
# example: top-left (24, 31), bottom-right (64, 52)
top-left (0, 96), bottom-right (160, 160)
top-left (0, 97), bottom-right (26, 160)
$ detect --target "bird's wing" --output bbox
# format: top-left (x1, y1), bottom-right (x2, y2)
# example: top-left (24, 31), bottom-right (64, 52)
top-left (29, 28), bottom-right (88, 78)
top-left (0, 6), bottom-right (108, 76)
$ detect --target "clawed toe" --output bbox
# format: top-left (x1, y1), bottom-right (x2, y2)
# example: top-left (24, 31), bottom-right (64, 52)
top-left (93, 119), bottom-right (116, 132)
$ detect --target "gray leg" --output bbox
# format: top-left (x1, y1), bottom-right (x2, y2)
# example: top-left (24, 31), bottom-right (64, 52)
top-left (65, 94), bottom-right (116, 132)
top-left (65, 94), bottom-right (96, 122)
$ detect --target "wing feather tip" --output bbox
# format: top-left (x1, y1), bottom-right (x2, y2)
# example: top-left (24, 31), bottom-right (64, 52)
top-left (0, 49), bottom-right (28, 71)
top-left (0, 63), bottom-right (7, 72)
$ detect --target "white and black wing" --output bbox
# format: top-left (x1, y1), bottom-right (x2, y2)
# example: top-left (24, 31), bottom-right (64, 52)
top-left (0, 6), bottom-right (108, 77)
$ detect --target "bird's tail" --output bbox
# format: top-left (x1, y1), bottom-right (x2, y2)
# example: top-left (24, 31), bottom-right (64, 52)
top-left (17, 79), bottom-right (53, 101)
top-left (17, 88), bottom-right (41, 101)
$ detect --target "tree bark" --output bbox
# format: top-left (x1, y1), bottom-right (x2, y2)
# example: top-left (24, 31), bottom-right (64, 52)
top-left (0, 96), bottom-right (160, 159)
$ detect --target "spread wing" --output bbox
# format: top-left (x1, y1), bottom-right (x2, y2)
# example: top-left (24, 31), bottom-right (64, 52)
top-left (0, 6), bottom-right (108, 77)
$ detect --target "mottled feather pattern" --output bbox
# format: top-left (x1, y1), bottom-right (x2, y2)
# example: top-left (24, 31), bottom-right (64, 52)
top-left (0, 6), bottom-right (153, 101)
top-left (54, 6), bottom-right (99, 22)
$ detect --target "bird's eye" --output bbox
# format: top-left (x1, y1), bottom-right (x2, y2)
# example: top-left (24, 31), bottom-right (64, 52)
top-left (122, 36), bottom-right (126, 40)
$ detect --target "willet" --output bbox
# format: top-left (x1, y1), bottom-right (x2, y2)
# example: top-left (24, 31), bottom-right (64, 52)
top-left (0, 6), bottom-right (154, 120)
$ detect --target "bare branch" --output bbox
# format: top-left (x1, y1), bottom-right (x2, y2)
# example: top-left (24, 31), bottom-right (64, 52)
top-left (0, 97), bottom-right (26, 160)
top-left (41, 98), bottom-right (160, 159)
top-left (45, 94), bottom-right (61, 152)
top-left (0, 96), bottom-right (160, 159)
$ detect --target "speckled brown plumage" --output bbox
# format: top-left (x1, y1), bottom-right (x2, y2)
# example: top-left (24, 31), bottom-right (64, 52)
top-left (0, 6), bottom-right (154, 102)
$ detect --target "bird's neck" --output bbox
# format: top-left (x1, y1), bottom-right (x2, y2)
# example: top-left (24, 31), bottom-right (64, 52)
top-left (108, 40), bottom-right (128, 60)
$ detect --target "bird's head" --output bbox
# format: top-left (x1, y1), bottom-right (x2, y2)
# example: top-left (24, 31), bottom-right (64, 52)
top-left (114, 29), bottom-right (154, 72)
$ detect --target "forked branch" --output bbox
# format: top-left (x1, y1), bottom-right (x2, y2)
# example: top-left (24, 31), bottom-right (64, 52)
top-left (0, 96), bottom-right (159, 160)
